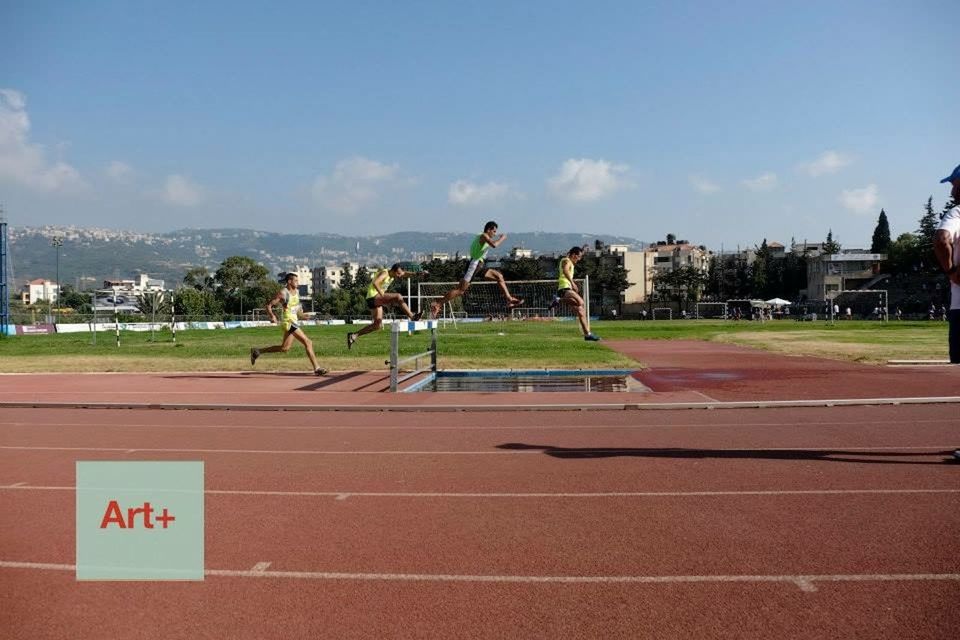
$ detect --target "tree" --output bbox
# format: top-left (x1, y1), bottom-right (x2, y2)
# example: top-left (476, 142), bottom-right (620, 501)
top-left (338, 263), bottom-right (354, 290)
top-left (58, 285), bottom-right (92, 311)
top-left (419, 258), bottom-right (468, 282)
top-left (183, 267), bottom-right (214, 292)
top-left (751, 239), bottom-right (771, 297)
top-left (212, 256), bottom-right (272, 314)
top-left (353, 265), bottom-right (372, 293)
top-left (870, 209), bottom-right (891, 254)
top-left (497, 257), bottom-right (545, 281)
top-left (886, 232), bottom-right (921, 274)
top-left (174, 288), bottom-right (222, 320)
top-left (823, 230), bottom-right (841, 255)
top-left (137, 290), bottom-right (171, 317)
top-left (653, 265), bottom-right (707, 303)
top-left (917, 197), bottom-right (941, 270)
top-left (214, 256), bottom-right (269, 291)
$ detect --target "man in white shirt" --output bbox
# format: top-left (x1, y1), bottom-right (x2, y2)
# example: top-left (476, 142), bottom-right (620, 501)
top-left (933, 164), bottom-right (960, 461)
top-left (933, 163), bottom-right (960, 365)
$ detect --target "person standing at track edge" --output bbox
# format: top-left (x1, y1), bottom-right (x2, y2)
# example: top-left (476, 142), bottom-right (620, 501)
top-left (250, 273), bottom-right (327, 376)
top-left (430, 221), bottom-right (524, 318)
top-left (933, 164), bottom-right (960, 461)
top-left (554, 246), bottom-right (600, 341)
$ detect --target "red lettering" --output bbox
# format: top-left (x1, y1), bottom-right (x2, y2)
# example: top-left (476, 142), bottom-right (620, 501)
top-left (99, 500), bottom-right (126, 529)
top-left (156, 508), bottom-right (176, 528)
top-left (127, 502), bottom-right (155, 529)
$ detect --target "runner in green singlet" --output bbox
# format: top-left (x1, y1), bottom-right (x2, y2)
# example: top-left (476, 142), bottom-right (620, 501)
top-left (347, 263), bottom-right (424, 349)
top-left (250, 273), bottom-right (328, 375)
top-left (429, 221), bottom-right (524, 318)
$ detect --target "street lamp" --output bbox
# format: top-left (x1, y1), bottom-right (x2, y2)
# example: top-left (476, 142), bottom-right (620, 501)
top-left (51, 236), bottom-right (63, 326)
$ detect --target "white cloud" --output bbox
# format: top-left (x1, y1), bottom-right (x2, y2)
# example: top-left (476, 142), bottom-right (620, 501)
top-left (310, 156), bottom-right (403, 214)
top-left (448, 179), bottom-right (517, 205)
top-left (742, 172), bottom-right (778, 192)
top-left (801, 150), bottom-right (853, 177)
top-left (689, 175), bottom-right (720, 194)
top-left (547, 158), bottom-right (631, 202)
top-left (839, 184), bottom-right (879, 214)
top-left (162, 174), bottom-right (204, 207)
top-left (0, 88), bottom-right (87, 193)
top-left (105, 160), bottom-right (133, 183)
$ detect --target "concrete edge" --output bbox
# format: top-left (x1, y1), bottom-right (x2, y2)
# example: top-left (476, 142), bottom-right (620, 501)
top-left (2, 396), bottom-right (960, 412)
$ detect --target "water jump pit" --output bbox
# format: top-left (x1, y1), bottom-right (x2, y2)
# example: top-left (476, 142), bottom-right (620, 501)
top-left (405, 369), bottom-right (648, 393)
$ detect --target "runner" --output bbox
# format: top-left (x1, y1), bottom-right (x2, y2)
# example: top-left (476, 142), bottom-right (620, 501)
top-left (557, 246), bottom-right (600, 341)
top-left (429, 221), bottom-right (523, 318)
top-left (249, 273), bottom-right (327, 375)
top-left (347, 263), bottom-right (424, 349)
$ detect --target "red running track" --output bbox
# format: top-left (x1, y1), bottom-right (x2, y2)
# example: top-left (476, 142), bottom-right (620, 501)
top-left (1, 404), bottom-right (959, 639)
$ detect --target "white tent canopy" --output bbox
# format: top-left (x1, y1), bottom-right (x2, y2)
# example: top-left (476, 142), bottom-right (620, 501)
top-left (765, 298), bottom-right (792, 305)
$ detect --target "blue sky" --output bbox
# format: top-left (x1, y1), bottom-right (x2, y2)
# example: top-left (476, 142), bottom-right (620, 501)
top-left (1, 0), bottom-right (956, 248)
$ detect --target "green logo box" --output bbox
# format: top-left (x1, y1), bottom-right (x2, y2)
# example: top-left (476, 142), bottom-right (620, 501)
top-left (76, 461), bottom-right (204, 581)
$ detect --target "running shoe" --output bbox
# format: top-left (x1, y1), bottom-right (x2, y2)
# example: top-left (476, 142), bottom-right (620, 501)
top-left (346, 333), bottom-right (356, 350)
top-left (412, 311), bottom-right (424, 321)
top-left (584, 333), bottom-right (601, 342)
top-left (547, 297), bottom-right (560, 312)
top-left (508, 298), bottom-right (525, 308)
top-left (315, 367), bottom-right (328, 376)
top-left (250, 348), bottom-right (260, 365)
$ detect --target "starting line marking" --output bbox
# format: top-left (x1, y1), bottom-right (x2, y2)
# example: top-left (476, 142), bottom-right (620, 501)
top-left (2, 485), bottom-right (959, 499)
top-left (0, 445), bottom-right (953, 456)
top-left (1, 561), bottom-right (957, 592)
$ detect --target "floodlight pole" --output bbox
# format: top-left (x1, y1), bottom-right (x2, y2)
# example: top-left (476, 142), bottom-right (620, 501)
top-left (51, 236), bottom-right (63, 326)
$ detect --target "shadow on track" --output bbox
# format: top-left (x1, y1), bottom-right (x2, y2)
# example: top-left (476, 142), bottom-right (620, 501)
top-left (496, 443), bottom-right (958, 465)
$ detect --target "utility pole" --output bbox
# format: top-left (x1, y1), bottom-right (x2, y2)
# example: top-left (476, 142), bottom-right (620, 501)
top-left (51, 236), bottom-right (63, 326)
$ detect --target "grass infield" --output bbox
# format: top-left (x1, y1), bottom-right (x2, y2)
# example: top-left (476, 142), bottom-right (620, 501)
top-left (0, 320), bottom-right (952, 373)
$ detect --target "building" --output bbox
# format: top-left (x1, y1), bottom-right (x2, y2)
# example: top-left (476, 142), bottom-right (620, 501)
top-left (102, 274), bottom-right (165, 294)
top-left (610, 248), bottom-right (656, 303)
top-left (806, 251), bottom-right (886, 300)
top-left (646, 240), bottom-right (712, 274)
top-left (427, 252), bottom-right (451, 262)
top-left (21, 279), bottom-right (59, 305)
top-left (509, 247), bottom-right (533, 259)
top-left (312, 263), bottom-right (359, 295)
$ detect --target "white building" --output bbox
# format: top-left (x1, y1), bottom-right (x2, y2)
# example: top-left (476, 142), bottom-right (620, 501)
top-left (102, 274), bottom-right (165, 294)
top-left (21, 279), bottom-right (60, 305)
top-left (312, 263), bottom-right (360, 295)
top-left (510, 247), bottom-right (533, 259)
top-left (428, 252), bottom-right (451, 262)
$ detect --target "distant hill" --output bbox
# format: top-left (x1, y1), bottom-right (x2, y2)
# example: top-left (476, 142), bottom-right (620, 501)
top-left (6, 226), bottom-right (645, 290)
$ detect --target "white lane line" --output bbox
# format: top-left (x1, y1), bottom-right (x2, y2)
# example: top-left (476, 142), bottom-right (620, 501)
top-left (0, 445), bottom-right (953, 456)
top-left (2, 485), bottom-right (958, 499)
top-left (1, 418), bottom-right (957, 432)
top-left (250, 562), bottom-right (271, 573)
top-left (3, 482), bottom-right (27, 488)
top-left (1, 561), bottom-right (958, 591)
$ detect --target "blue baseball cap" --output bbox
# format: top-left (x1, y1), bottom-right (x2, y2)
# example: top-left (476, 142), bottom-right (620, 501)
top-left (941, 163), bottom-right (960, 183)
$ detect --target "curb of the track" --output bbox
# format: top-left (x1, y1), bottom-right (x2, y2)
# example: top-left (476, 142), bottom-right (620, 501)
top-left (2, 396), bottom-right (960, 412)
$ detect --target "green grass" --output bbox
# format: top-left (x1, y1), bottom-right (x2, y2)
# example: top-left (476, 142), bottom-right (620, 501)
top-left (0, 320), bottom-right (951, 373)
